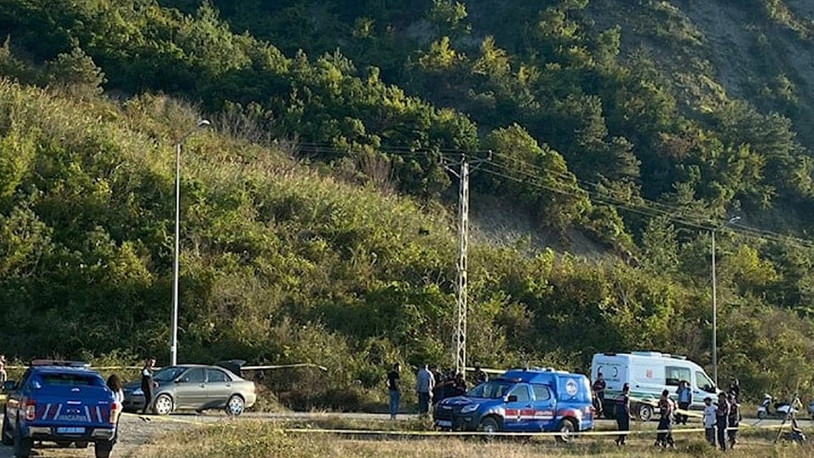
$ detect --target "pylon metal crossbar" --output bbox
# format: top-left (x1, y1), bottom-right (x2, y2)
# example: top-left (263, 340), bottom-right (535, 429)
top-left (443, 152), bottom-right (491, 379)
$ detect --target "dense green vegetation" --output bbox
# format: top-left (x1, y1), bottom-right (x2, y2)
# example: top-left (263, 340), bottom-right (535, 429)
top-left (2, 0), bottom-right (814, 408)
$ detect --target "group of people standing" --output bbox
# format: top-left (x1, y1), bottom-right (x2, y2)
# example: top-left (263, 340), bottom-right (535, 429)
top-left (386, 362), bottom-right (488, 419)
top-left (600, 374), bottom-right (742, 450)
top-left (703, 391), bottom-right (741, 451)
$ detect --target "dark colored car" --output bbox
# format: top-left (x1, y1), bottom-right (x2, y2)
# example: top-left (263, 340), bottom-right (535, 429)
top-left (1, 360), bottom-right (118, 458)
top-left (123, 364), bottom-right (256, 416)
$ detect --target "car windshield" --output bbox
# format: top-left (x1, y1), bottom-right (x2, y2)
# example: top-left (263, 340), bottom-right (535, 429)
top-left (468, 380), bottom-right (514, 399)
top-left (153, 367), bottom-right (186, 382)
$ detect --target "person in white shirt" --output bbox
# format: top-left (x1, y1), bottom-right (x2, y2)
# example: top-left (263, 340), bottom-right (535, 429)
top-left (0, 355), bottom-right (7, 385)
top-left (702, 396), bottom-right (717, 445)
top-left (415, 364), bottom-right (435, 415)
top-left (106, 374), bottom-right (124, 442)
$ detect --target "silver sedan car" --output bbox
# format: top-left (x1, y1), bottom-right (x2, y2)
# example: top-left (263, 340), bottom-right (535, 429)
top-left (123, 364), bottom-right (256, 416)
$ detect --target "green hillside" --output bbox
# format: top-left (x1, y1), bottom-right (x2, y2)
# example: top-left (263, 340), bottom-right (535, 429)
top-left (2, 0), bottom-right (814, 406)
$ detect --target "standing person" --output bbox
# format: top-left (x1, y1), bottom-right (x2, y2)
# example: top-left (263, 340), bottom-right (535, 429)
top-left (715, 392), bottom-right (730, 451)
top-left (416, 364), bottom-right (435, 415)
top-left (452, 372), bottom-right (467, 397)
top-left (473, 364), bottom-right (488, 386)
top-left (140, 357), bottom-right (157, 415)
top-left (728, 377), bottom-right (740, 402)
top-left (614, 383), bottom-right (631, 446)
top-left (592, 372), bottom-right (606, 417)
top-left (106, 374), bottom-right (124, 442)
top-left (727, 392), bottom-right (740, 449)
top-left (655, 390), bottom-right (675, 448)
top-left (702, 396), bottom-right (717, 446)
top-left (0, 355), bottom-right (7, 385)
top-left (386, 363), bottom-right (401, 420)
top-left (676, 380), bottom-right (692, 425)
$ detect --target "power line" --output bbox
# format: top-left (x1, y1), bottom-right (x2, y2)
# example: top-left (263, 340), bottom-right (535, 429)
top-left (285, 140), bottom-right (814, 248)
top-left (485, 153), bottom-right (814, 248)
top-left (479, 164), bottom-right (814, 249)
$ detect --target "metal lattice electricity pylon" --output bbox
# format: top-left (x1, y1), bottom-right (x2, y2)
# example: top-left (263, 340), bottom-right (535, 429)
top-left (445, 152), bottom-right (490, 378)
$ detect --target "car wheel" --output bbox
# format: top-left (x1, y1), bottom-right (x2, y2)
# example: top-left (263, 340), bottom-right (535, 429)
top-left (13, 423), bottom-right (33, 458)
top-left (153, 394), bottom-right (174, 416)
top-left (637, 403), bottom-right (654, 422)
top-left (55, 440), bottom-right (72, 448)
top-left (1, 413), bottom-right (12, 446)
top-left (94, 439), bottom-right (114, 458)
top-left (76, 441), bottom-right (89, 448)
top-left (478, 416), bottom-right (501, 441)
top-left (225, 395), bottom-right (245, 417)
top-left (556, 418), bottom-right (577, 444)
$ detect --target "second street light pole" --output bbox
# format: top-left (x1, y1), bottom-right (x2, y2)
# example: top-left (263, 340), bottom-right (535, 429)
top-left (171, 119), bottom-right (210, 366)
top-left (711, 215), bottom-right (740, 387)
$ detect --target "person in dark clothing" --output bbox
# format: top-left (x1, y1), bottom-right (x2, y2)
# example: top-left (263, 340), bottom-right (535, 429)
top-left (615, 383), bottom-right (631, 446)
top-left (676, 380), bottom-right (692, 425)
top-left (655, 390), bottom-right (675, 448)
top-left (716, 392), bottom-right (730, 451)
top-left (432, 370), bottom-right (448, 405)
top-left (473, 364), bottom-right (488, 386)
top-left (140, 357), bottom-right (157, 415)
top-left (728, 377), bottom-right (740, 402)
top-left (452, 372), bottom-right (467, 397)
top-left (592, 372), bottom-right (606, 417)
top-left (386, 363), bottom-right (400, 420)
top-left (727, 392), bottom-right (740, 449)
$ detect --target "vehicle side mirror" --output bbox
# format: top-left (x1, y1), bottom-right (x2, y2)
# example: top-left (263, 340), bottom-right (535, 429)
top-left (507, 395), bottom-right (518, 403)
top-left (2, 380), bottom-right (17, 392)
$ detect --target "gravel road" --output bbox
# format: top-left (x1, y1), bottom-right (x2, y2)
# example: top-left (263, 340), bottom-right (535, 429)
top-left (0, 413), bottom-right (226, 458)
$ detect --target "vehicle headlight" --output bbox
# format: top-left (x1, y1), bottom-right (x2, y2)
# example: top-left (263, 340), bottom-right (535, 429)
top-left (461, 404), bottom-right (480, 414)
top-left (132, 388), bottom-right (143, 396)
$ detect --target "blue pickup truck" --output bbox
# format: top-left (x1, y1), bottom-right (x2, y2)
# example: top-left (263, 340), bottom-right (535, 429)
top-left (1, 360), bottom-right (118, 458)
top-left (433, 368), bottom-right (595, 442)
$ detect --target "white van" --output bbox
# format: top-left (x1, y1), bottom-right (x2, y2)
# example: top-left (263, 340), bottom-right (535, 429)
top-left (590, 351), bottom-right (719, 421)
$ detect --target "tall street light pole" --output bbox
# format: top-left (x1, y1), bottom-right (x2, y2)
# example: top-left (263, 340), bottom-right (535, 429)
top-left (171, 119), bottom-right (211, 366)
top-left (711, 215), bottom-right (740, 387)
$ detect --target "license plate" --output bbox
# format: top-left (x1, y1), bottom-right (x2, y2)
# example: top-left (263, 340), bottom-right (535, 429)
top-left (436, 420), bottom-right (452, 427)
top-left (56, 427), bottom-right (85, 435)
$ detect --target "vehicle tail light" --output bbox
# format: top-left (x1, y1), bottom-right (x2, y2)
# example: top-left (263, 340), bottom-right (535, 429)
top-left (24, 400), bottom-right (36, 421)
top-left (110, 402), bottom-right (121, 424)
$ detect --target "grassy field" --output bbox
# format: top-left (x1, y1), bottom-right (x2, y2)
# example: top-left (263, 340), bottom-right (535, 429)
top-left (133, 420), bottom-right (812, 458)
